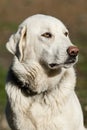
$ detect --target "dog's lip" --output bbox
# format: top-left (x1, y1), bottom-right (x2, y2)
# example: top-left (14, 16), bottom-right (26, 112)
top-left (48, 63), bottom-right (61, 69)
top-left (49, 63), bottom-right (59, 68)
top-left (64, 58), bottom-right (76, 64)
top-left (48, 58), bottom-right (77, 69)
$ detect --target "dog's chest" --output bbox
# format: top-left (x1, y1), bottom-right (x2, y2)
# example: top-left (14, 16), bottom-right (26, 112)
top-left (15, 92), bottom-right (74, 130)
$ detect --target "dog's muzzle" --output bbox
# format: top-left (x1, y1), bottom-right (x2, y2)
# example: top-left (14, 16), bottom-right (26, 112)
top-left (49, 46), bottom-right (79, 69)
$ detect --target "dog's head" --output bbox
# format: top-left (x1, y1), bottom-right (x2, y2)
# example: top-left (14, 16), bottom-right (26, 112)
top-left (6, 14), bottom-right (79, 70)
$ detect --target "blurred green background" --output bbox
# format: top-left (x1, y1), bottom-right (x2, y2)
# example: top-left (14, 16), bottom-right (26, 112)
top-left (0, 0), bottom-right (87, 129)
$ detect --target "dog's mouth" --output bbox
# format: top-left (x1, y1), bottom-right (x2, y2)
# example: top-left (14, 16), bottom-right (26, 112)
top-left (49, 57), bottom-right (77, 69)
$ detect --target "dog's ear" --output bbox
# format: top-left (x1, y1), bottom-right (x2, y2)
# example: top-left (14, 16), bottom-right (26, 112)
top-left (6, 26), bottom-right (27, 62)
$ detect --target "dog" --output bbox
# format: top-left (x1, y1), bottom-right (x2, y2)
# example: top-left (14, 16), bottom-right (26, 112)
top-left (5, 14), bottom-right (86, 130)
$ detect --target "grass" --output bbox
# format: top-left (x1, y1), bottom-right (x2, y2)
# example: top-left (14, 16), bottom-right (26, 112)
top-left (0, 21), bottom-right (18, 32)
top-left (0, 65), bottom-right (7, 113)
top-left (75, 41), bottom-right (87, 126)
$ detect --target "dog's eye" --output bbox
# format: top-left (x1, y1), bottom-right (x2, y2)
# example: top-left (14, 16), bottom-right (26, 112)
top-left (41, 32), bottom-right (52, 38)
top-left (64, 32), bottom-right (68, 37)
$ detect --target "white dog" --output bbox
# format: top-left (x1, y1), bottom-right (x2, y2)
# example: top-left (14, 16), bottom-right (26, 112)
top-left (5, 14), bottom-right (86, 130)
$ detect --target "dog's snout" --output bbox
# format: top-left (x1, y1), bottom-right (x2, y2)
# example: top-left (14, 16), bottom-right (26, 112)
top-left (67, 46), bottom-right (79, 57)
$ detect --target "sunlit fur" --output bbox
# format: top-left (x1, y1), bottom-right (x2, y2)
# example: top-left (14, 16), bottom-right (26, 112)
top-left (5, 14), bottom-right (86, 130)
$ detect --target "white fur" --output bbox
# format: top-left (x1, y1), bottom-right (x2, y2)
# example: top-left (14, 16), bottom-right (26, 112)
top-left (5, 14), bottom-right (86, 130)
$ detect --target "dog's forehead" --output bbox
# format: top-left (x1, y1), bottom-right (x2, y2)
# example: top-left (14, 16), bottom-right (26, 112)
top-left (21, 14), bottom-right (67, 32)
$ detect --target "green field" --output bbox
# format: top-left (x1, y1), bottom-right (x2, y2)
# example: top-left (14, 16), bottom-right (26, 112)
top-left (0, 65), bottom-right (7, 112)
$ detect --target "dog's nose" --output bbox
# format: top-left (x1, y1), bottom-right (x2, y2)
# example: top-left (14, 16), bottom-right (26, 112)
top-left (67, 46), bottom-right (79, 57)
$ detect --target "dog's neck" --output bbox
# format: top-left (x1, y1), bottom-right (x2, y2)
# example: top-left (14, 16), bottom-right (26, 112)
top-left (7, 57), bottom-right (76, 97)
top-left (6, 68), bottom-right (39, 97)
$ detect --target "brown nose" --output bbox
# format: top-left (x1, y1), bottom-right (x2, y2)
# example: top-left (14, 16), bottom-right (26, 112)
top-left (67, 46), bottom-right (79, 57)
